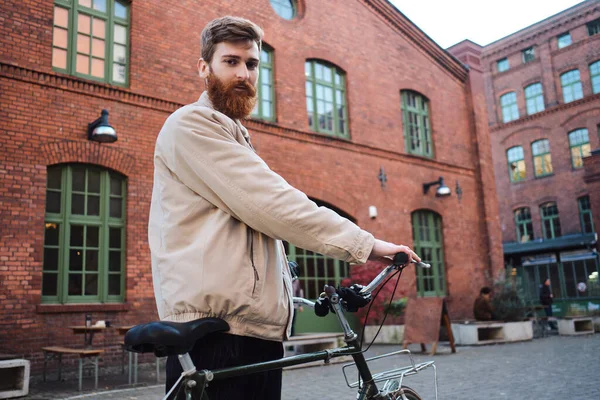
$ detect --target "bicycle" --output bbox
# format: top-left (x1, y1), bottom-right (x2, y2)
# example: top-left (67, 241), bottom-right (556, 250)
top-left (125, 252), bottom-right (438, 400)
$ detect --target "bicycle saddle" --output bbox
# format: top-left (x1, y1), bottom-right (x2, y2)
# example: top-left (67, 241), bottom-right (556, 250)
top-left (124, 317), bottom-right (230, 357)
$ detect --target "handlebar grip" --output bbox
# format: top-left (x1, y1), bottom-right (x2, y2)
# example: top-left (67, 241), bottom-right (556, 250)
top-left (393, 252), bottom-right (409, 266)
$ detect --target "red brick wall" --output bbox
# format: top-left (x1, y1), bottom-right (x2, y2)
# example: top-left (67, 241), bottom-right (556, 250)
top-left (584, 150), bottom-right (600, 248)
top-left (1, 0), bottom-right (498, 373)
top-left (476, 2), bottom-right (600, 243)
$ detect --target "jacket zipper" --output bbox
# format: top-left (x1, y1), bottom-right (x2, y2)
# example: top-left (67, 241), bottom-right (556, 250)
top-left (250, 230), bottom-right (259, 296)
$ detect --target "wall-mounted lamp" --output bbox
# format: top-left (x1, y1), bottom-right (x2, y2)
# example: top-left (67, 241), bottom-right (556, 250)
top-left (423, 176), bottom-right (451, 197)
top-left (87, 109), bottom-right (117, 143)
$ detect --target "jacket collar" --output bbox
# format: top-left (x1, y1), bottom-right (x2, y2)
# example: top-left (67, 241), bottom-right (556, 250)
top-left (197, 91), bottom-right (251, 140)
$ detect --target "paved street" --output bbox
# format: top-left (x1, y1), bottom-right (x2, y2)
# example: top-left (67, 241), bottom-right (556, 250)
top-left (29, 334), bottom-right (599, 399)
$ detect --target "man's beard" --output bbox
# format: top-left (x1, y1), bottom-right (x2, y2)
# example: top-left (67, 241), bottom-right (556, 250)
top-left (206, 72), bottom-right (257, 120)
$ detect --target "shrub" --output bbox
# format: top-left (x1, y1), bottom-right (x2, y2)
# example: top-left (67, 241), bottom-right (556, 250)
top-left (491, 281), bottom-right (527, 322)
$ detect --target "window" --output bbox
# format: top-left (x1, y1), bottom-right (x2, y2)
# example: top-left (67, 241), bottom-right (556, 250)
top-left (578, 195), bottom-right (594, 234)
top-left (560, 70), bottom-right (583, 103)
top-left (557, 32), bottom-right (572, 49)
top-left (587, 18), bottom-right (600, 36)
top-left (497, 58), bottom-right (509, 72)
top-left (522, 47), bottom-right (535, 63)
top-left (514, 208), bottom-right (534, 243)
top-left (531, 139), bottom-right (553, 177)
top-left (524, 83), bottom-right (545, 115)
top-left (412, 210), bottom-right (446, 297)
top-left (270, 0), bottom-right (296, 20)
top-left (284, 243), bottom-right (349, 300)
top-left (568, 128), bottom-right (591, 168)
top-left (590, 60), bottom-right (600, 94)
top-left (305, 60), bottom-right (348, 137)
top-left (52, 0), bottom-right (130, 86)
top-left (540, 202), bottom-right (561, 239)
top-left (43, 164), bottom-right (126, 303)
top-left (500, 92), bottom-right (519, 123)
top-left (401, 91), bottom-right (433, 157)
top-left (507, 146), bottom-right (526, 182)
top-left (251, 46), bottom-right (275, 121)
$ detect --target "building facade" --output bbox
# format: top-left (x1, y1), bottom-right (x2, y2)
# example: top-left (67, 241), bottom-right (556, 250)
top-left (450, 0), bottom-right (600, 316)
top-left (0, 0), bottom-right (502, 374)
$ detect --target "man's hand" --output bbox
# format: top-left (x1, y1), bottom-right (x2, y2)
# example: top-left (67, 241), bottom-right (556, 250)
top-left (368, 239), bottom-right (421, 264)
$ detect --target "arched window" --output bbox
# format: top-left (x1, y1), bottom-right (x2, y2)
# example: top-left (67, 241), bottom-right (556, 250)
top-left (568, 128), bottom-right (591, 168)
top-left (531, 139), bottom-right (553, 177)
top-left (284, 200), bottom-right (352, 300)
top-left (401, 90), bottom-right (433, 158)
top-left (305, 60), bottom-right (348, 137)
top-left (560, 70), bottom-right (583, 103)
top-left (524, 83), bottom-right (545, 115)
top-left (270, 0), bottom-right (296, 20)
top-left (251, 44), bottom-right (275, 121)
top-left (43, 164), bottom-right (126, 303)
top-left (540, 202), bottom-right (561, 239)
top-left (52, 0), bottom-right (130, 86)
top-left (411, 210), bottom-right (446, 297)
top-left (500, 92), bottom-right (519, 123)
top-left (506, 146), bottom-right (526, 182)
top-left (514, 207), bottom-right (534, 243)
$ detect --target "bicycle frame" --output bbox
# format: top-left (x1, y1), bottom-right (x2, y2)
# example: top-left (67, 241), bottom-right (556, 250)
top-left (170, 261), bottom-right (436, 400)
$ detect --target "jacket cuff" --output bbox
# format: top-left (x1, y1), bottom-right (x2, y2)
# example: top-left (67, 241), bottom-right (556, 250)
top-left (347, 230), bottom-right (375, 264)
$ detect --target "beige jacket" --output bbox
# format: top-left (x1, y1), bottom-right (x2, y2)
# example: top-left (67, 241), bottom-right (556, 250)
top-left (148, 92), bottom-right (375, 341)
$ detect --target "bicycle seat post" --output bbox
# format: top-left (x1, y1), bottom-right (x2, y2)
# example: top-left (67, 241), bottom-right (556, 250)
top-left (178, 353), bottom-right (196, 374)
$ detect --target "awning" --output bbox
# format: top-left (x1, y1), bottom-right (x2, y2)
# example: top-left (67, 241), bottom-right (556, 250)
top-left (503, 232), bottom-right (598, 256)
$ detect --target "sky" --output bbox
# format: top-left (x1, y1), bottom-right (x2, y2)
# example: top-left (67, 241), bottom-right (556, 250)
top-left (389, 0), bottom-right (588, 49)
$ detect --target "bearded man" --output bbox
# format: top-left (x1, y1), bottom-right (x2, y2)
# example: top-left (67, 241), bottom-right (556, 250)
top-left (149, 16), bottom-right (419, 400)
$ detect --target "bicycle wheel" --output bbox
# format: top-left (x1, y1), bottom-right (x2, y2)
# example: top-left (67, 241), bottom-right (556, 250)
top-left (386, 385), bottom-right (423, 400)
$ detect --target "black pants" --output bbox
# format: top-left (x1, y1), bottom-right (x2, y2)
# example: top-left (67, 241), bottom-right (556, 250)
top-left (165, 332), bottom-right (283, 400)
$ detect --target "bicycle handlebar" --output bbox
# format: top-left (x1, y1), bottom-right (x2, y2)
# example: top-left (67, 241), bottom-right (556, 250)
top-left (292, 252), bottom-right (430, 309)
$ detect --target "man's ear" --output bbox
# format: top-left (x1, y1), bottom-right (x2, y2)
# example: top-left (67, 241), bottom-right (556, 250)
top-left (198, 58), bottom-right (209, 79)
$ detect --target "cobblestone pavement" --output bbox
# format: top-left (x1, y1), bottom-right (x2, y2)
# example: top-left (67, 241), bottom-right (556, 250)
top-left (28, 334), bottom-right (599, 399)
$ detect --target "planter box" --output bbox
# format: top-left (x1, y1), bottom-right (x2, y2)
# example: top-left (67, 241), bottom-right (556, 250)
top-left (0, 359), bottom-right (30, 399)
top-left (362, 325), bottom-right (404, 344)
top-left (451, 321), bottom-right (533, 345)
top-left (557, 317), bottom-right (594, 336)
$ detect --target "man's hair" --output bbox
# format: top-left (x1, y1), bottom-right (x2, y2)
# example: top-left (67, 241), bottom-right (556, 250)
top-left (480, 287), bottom-right (492, 295)
top-left (201, 16), bottom-right (264, 64)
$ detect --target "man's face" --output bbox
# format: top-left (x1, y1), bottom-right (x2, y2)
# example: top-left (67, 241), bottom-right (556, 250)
top-left (198, 41), bottom-right (260, 119)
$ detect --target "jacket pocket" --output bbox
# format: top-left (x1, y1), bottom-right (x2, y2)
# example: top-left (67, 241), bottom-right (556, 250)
top-left (248, 228), bottom-right (263, 299)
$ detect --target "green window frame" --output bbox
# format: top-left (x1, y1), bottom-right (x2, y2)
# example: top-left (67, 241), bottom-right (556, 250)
top-left (522, 47), bottom-right (535, 64)
top-left (578, 195), bottom-right (594, 234)
top-left (269, 0), bottom-right (296, 20)
top-left (497, 58), bottom-right (509, 72)
top-left (560, 70), bottom-right (583, 103)
top-left (43, 164), bottom-right (126, 304)
top-left (524, 83), bottom-right (545, 115)
top-left (52, 0), bottom-right (130, 86)
top-left (401, 90), bottom-right (433, 158)
top-left (514, 207), bottom-right (534, 243)
top-left (284, 243), bottom-right (350, 300)
top-left (557, 32), bottom-right (572, 49)
top-left (587, 18), bottom-right (600, 36)
top-left (540, 202), bottom-right (561, 239)
top-left (305, 60), bottom-right (348, 138)
top-left (251, 45), bottom-right (275, 121)
top-left (500, 92), bottom-right (519, 123)
top-left (568, 128), bottom-right (591, 169)
top-left (590, 60), bottom-right (600, 94)
top-left (532, 139), bottom-right (553, 177)
top-left (507, 146), bottom-right (526, 182)
top-left (412, 210), bottom-right (446, 297)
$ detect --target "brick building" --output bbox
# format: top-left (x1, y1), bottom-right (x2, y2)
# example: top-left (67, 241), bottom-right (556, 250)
top-left (0, 0), bottom-right (502, 374)
top-left (449, 0), bottom-right (600, 316)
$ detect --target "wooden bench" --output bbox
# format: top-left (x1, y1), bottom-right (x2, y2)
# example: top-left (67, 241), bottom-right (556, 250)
top-left (42, 346), bottom-right (104, 391)
top-left (283, 333), bottom-right (343, 357)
